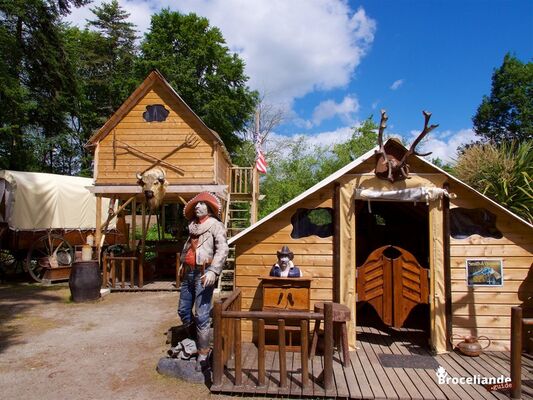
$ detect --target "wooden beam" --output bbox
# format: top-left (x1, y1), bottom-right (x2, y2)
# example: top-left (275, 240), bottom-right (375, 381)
top-left (87, 184), bottom-right (229, 197)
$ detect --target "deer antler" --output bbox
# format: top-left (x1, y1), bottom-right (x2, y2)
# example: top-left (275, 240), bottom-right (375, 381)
top-left (377, 109), bottom-right (388, 158)
top-left (375, 110), bottom-right (397, 181)
top-left (400, 111), bottom-right (438, 167)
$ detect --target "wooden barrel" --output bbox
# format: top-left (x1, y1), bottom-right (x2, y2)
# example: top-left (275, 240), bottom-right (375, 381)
top-left (69, 261), bottom-right (101, 302)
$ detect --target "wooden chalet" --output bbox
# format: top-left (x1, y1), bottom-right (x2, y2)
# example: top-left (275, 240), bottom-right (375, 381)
top-left (85, 70), bottom-right (258, 289)
top-left (228, 142), bottom-right (533, 353)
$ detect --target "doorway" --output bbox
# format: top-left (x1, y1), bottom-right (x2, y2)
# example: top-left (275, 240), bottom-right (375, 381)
top-left (355, 200), bottom-right (430, 341)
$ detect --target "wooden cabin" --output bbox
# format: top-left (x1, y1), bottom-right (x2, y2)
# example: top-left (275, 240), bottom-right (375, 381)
top-left (85, 70), bottom-right (257, 287)
top-left (229, 141), bottom-right (533, 353)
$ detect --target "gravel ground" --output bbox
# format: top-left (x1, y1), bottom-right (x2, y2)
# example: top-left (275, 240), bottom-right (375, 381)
top-left (0, 283), bottom-right (244, 400)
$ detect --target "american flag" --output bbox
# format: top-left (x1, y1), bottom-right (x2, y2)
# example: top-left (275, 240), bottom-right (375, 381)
top-left (255, 145), bottom-right (267, 174)
top-left (253, 112), bottom-right (267, 174)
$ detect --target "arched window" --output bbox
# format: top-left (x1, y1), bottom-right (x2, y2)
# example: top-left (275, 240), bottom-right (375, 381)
top-left (290, 208), bottom-right (333, 239)
top-left (143, 104), bottom-right (169, 122)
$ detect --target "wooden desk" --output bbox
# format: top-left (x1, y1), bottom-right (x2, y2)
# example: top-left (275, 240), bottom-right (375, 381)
top-left (259, 277), bottom-right (312, 351)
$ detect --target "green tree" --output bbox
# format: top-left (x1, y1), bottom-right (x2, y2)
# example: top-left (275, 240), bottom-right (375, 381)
top-left (259, 136), bottom-right (324, 218)
top-left (258, 118), bottom-right (379, 218)
top-left (87, 0), bottom-right (138, 113)
top-left (63, 1), bottom-right (139, 174)
top-left (316, 117), bottom-right (378, 181)
top-left (473, 54), bottom-right (533, 144)
top-left (453, 140), bottom-right (533, 223)
top-left (136, 10), bottom-right (258, 153)
top-left (0, 0), bottom-right (88, 173)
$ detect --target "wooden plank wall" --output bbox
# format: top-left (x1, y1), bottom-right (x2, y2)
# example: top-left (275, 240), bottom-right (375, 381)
top-left (448, 183), bottom-right (533, 350)
top-left (95, 82), bottom-right (220, 186)
top-left (234, 185), bottom-right (336, 341)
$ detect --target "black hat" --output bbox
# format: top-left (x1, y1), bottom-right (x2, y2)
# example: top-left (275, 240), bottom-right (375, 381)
top-left (277, 245), bottom-right (294, 260)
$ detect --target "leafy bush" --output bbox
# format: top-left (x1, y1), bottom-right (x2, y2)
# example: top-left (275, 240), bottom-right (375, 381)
top-left (453, 140), bottom-right (533, 223)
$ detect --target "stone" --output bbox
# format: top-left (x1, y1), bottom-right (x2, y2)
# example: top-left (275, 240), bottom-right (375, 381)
top-left (156, 357), bottom-right (211, 385)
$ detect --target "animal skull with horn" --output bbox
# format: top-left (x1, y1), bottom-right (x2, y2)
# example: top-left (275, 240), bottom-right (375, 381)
top-left (374, 110), bottom-right (438, 182)
top-left (136, 167), bottom-right (168, 209)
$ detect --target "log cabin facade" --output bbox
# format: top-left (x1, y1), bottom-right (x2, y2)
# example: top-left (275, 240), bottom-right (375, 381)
top-left (229, 143), bottom-right (533, 353)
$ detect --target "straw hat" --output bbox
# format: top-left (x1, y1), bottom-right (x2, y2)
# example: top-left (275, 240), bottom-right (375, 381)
top-left (276, 245), bottom-right (294, 260)
top-left (183, 192), bottom-right (222, 220)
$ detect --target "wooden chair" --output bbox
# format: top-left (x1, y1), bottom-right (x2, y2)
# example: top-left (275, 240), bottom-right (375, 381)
top-left (309, 302), bottom-right (351, 367)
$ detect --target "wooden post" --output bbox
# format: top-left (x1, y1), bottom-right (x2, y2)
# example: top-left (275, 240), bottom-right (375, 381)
top-left (251, 166), bottom-right (259, 224)
top-left (511, 306), bottom-right (522, 399)
top-left (258, 318), bottom-right (266, 386)
top-left (323, 302), bottom-right (334, 391)
top-left (234, 317), bottom-right (242, 386)
top-left (95, 195), bottom-right (102, 253)
top-left (102, 254), bottom-right (108, 288)
top-left (235, 295), bottom-right (242, 386)
top-left (300, 319), bottom-right (309, 387)
top-left (130, 197), bottom-right (137, 250)
top-left (278, 319), bottom-right (287, 387)
top-left (212, 300), bottom-right (223, 387)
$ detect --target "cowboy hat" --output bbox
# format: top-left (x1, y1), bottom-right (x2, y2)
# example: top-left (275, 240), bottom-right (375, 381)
top-left (183, 192), bottom-right (222, 220)
top-left (277, 245), bottom-right (294, 260)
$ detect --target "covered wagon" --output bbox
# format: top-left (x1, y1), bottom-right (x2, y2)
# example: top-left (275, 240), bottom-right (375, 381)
top-left (0, 170), bottom-right (125, 283)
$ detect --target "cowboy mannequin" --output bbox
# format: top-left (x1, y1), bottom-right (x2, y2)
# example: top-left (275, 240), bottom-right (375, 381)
top-left (178, 192), bottom-right (228, 370)
top-left (269, 245), bottom-right (302, 278)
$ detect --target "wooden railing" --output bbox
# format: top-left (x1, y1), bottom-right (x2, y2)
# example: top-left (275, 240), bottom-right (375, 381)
top-left (229, 166), bottom-right (253, 195)
top-left (102, 254), bottom-right (141, 288)
top-left (212, 288), bottom-right (335, 390)
top-left (511, 306), bottom-right (533, 399)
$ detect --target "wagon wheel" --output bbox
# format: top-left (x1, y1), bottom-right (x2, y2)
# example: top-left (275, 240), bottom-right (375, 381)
top-left (25, 234), bottom-right (74, 283)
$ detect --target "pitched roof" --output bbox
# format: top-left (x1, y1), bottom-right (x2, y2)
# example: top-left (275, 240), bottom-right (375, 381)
top-left (229, 141), bottom-right (532, 245)
top-left (85, 70), bottom-right (228, 156)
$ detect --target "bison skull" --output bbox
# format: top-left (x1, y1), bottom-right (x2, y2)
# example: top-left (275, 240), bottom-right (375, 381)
top-left (136, 167), bottom-right (168, 209)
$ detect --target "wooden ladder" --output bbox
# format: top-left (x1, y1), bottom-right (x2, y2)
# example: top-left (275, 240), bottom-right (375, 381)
top-left (216, 166), bottom-right (259, 296)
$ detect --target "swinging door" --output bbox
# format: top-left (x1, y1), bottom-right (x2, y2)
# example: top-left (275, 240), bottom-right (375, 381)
top-left (357, 245), bottom-right (429, 328)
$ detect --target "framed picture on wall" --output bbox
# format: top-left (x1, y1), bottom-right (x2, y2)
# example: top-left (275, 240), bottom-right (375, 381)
top-left (466, 259), bottom-right (503, 286)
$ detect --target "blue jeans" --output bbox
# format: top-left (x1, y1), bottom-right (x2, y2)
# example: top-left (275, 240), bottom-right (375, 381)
top-left (178, 269), bottom-right (214, 350)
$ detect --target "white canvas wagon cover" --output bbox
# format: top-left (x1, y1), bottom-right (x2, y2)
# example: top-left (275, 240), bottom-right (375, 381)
top-left (0, 170), bottom-right (113, 231)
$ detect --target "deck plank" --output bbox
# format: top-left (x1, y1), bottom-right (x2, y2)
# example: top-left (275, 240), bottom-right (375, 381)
top-left (436, 352), bottom-right (494, 400)
top-left (448, 350), bottom-right (507, 399)
top-left (355, 328), bottom-right (388, 399)
top-left (389, 330), bottom-right (438, 400)
top-left (332, 349), bottom-right (350, 398)
top-left (240, 343), bottom-right (259, 395)
top-left (342, 348), bottom-right (362, 399)
top-left (311, 351), bottom-right (326, 398)
top-left (350, 347), bottom-right (373, 399)
top-left (366, 325), bottom-right (417, 399)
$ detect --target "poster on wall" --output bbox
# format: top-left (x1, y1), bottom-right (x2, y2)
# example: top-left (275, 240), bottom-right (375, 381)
top-left (466, 259), bottom-right (503, 286)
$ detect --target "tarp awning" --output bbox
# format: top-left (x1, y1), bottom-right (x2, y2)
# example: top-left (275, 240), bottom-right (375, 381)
top-left (0, 170), bottom-right (114, 230)
top-left (354, 187), bottom-right (456, 203)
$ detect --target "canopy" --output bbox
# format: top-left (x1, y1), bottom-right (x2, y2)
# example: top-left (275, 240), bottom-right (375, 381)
top-left (0, 170), bottom-right (114, 231)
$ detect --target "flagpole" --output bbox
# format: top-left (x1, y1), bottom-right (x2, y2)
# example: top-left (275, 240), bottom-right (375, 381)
top-left (251, 109), bottom-right (260, 224)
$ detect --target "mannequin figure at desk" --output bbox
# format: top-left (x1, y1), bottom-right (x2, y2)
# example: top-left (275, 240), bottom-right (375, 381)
top-left (269, 245), bottom-right (302, 278)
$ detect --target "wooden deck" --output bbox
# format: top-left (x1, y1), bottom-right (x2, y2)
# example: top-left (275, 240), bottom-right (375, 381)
top-left (211, 325), bottom-right (533, 399)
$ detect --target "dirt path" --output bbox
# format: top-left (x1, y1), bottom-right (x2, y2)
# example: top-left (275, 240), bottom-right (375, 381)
top-left (0, 284), bottom-right (239, 400)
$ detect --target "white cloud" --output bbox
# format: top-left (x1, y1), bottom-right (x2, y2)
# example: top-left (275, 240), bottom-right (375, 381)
top-left (64, 0), bottom-right (376, 107)
top-left (390, 79), bottom-right (404, 91)
top-left (311, 96), bottom-right (360, 126)
top-left (266, 125), bottom-right (355, 155)
top-left (409, 128), bottom-right (477, 164)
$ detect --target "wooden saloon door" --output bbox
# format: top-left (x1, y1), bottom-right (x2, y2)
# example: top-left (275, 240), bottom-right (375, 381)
top-left (357, 245), bottom-right (429, 328)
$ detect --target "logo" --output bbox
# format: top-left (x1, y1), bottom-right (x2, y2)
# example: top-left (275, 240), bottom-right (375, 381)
top-left (435, 366), bottom-right (512, 391)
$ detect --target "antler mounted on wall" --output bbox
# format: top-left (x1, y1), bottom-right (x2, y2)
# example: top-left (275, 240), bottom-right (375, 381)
top-left (374, 110), bottom-right (438, 182)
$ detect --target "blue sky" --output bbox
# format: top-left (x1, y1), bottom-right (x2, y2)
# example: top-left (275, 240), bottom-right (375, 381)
top-left (65, 0), bottom-right (533, 162)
